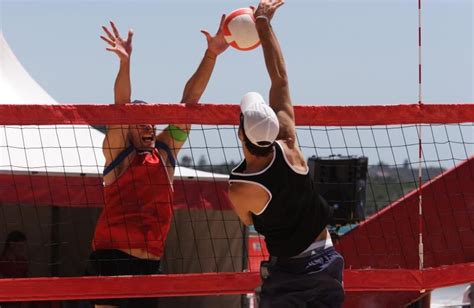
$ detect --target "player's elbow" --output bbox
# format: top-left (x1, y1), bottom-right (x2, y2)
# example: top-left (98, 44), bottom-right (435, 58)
top-left (271, 74), bottom-right (289, 88)
top-left (114, 97), bottom-right (131, 105)
top-left (181, 97), bottom-right (199, 105)
top-left (181, 87), bottom-right (201, 105)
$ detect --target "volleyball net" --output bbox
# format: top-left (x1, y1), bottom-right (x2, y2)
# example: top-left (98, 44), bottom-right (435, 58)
top-left (0, 103), bottom-right (473, 306)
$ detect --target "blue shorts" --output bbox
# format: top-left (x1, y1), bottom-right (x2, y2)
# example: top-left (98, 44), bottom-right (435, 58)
top-left (259, 246), bottom-right (344, 308)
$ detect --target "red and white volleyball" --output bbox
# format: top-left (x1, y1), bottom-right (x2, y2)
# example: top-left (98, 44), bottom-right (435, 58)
top-left (223, 8), bottom-right (260, 51)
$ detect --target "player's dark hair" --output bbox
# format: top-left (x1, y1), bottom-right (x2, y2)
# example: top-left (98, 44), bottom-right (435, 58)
top-left (239, 113), bottom-right (274, 157)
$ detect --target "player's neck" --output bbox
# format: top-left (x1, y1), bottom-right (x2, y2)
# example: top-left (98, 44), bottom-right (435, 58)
top-left (244, 151), bottom-right (274, 173)
top-left (136, 148), bottom-right (153, 155)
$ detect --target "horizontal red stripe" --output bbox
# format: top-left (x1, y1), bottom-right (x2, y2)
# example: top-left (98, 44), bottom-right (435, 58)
top-left (0, 103), bottom-right (473, 126)
top-left (0, 273), bottom-right (261, 301)
top-left (0, 263), bottom-right (472, 302)
top-left (0, 174), bottom-right (233, 210)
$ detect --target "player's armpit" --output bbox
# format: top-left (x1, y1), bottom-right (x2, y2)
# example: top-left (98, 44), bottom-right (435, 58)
top-left (102, 125), bottom-right (130, 164)
top-left (228, 184), bottom-right (254, 226)
top-left (275, 110), bottom-right (297, 148)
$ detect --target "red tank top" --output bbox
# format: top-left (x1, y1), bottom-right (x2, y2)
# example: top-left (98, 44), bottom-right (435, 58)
top-left (93, 149), bottom-right (173, 257)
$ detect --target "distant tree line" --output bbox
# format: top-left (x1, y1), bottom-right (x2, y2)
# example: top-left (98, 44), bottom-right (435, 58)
top-left (179, 154), bottom-right (237, 175)
top-left (179, 155), bottom-right (445, 217)
top-left (365, 159), bottom-right (444, 215)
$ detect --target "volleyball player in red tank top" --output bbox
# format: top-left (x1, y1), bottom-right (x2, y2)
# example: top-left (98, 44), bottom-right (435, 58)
top-left (86, 19), bottom-right (229, 308)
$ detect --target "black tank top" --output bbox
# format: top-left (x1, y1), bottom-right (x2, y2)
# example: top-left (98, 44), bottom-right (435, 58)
top-left (229, 142), bottom-right (332, 257)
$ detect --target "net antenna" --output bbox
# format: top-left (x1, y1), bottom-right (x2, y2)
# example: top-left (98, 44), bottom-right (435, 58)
top-left (417, 0), bottom-right (424, 271)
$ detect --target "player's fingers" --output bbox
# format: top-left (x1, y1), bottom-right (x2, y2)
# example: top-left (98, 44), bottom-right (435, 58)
top-left (275, 0), bottom-right (285, 9)
top-left (218, 14), bottom-right (226, 30)
top-left (110, 21), bottom-right (122, 40)
top-left (200, 30), bottom-right (212, 41)
top-left (102, 26), bottom-right (115, 41)
top-left (127, 29), bottom-right (134, 44)
top-left (100, 35), bottom-right (115, 47)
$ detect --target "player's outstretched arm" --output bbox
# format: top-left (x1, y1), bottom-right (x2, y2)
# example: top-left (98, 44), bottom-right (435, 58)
top-left (100, 21), bottom-right (134, 179)
top-left (254, 0), bottom-right (297, 147)
top-left (156, 15), bottom-right (229, 160)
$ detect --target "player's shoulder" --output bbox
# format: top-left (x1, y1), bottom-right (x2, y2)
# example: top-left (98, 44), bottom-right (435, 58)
top-left (276, 139), bottom-right (298, 156)
top-left (275, 140), bottom-right (308, 172)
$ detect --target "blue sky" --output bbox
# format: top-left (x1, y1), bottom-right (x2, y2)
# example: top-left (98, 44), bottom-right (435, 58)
top-left (1, 0), bottom-right (472, 167)
top-left (1, 0), bottom-right (472, 105)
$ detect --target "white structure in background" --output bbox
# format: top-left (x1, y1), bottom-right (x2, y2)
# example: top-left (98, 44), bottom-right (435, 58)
top-left (0, 32), bottom-right (227, 181)
top-left (0, 32), bottom-right (104, 175)
top-left (430, 284), bottom-right (472, 307)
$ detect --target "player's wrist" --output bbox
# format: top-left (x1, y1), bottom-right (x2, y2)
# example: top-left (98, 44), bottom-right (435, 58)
top-left (255, 15), bottom-right (271, 31)
top-left (119, 57), bottom-right (130, 66)
top-left (205, 49), bottom-right (218, 60)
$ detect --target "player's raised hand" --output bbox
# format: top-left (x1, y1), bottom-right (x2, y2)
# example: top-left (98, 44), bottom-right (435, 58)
top-left (254, 0), bottom-right (285, 22)
top-left (201, 14), bottom-right (229, 57)
top-left (100, 21), bottom-right (133, 62)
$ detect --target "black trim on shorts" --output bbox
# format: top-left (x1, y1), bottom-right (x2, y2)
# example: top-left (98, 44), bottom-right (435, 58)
top-left (85, 249), bottom-right (162, 307)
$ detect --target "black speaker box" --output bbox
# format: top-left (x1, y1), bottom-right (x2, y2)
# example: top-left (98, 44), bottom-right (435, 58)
top-left (308, 155), bottom-right (368, 225)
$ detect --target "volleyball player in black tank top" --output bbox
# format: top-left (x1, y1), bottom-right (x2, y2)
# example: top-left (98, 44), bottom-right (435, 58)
top-left (228, 1), bottom-right (345, 307)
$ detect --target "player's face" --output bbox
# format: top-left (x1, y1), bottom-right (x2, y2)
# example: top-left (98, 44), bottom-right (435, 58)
top-left (129, 124), bottom-right (156, 150)
top-left (238, 126), bottom-right (245, 142)
top-left (238, 114), bottom-right (245, 143)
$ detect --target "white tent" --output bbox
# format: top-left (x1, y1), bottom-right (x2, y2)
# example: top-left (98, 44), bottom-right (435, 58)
top-left (0, 32), bottom-right (227, 181)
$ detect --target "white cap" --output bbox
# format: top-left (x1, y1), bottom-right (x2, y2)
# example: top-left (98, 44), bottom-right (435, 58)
top-left (240, 92), bottom-right (279, 147)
